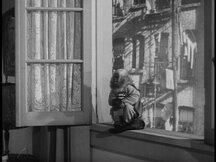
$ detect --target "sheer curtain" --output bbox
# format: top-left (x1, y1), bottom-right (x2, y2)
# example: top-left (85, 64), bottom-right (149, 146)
top-left (27, 0), bottom-right (82, 112)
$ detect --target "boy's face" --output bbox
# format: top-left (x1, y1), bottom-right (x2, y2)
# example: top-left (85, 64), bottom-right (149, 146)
top-left (112, 73), bottom-right (120, 86)
top-left (110, 70), bottom-right (127, 90)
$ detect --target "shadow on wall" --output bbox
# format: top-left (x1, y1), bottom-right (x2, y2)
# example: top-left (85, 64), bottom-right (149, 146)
top-left (2, 0), bottom-right (14, 14)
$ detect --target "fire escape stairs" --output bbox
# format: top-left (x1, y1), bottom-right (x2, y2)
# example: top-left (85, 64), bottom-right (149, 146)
top-left (113, 11), bottom-right (137, 34)
top-left (142, 82), bottom-right (193, 110)
top-left (113, 8), bottom-right (171, 35)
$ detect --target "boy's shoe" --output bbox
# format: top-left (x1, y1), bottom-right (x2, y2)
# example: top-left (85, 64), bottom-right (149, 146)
top-left (109, 125), bottom-right (128, 133)
top-left (130, 118), bottom-right (145, 129)
top-left (109, 119), bottom-right (145, 134)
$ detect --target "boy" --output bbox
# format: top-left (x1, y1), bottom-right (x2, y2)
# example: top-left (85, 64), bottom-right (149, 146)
top-left (108, 69), bottom-right (145, 133)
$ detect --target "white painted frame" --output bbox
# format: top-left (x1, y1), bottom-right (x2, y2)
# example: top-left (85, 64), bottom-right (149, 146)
top-left (15, 0), bottom-right (93, 126)
top-left (95, 0), bottom-right (113, 123)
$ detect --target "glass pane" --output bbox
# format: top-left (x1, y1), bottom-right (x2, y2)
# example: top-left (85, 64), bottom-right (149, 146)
top-left (112, 0), bottom-right (204, 137)
top-left (27, 63), bottom-right (82, 112)
top-left (27, 11), bottom-right (82, 60)
top-left (26, 0), bottom-right (82, 8)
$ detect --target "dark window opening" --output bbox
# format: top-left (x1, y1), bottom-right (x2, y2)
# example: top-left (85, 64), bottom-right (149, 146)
top-left (155, 0), bottom-right (171, 10)
top-left (134, 0), bottom-right (146, 5)
top-left (181, 0), bottom-right (200, 5)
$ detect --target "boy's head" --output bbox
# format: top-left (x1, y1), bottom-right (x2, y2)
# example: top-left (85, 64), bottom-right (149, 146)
top-left (110, 69), bottom-right (132, 89)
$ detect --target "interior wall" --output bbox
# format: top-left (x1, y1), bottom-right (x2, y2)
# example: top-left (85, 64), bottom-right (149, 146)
top-left (2, 127), bottom-right (33, 154)
top-left (32, 126), bottom-right (90, 162)
top-left (2, 0), bottom-right (15, 84)
top-left (92, 148), bottom-right (150, 162)
top-left (2, 0), bottom-right (33, 155)
top-left (2, 0), bottom-right (14, 14)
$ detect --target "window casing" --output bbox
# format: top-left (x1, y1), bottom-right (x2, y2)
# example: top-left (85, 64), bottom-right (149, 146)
top-left (204, 0), bottom-right (215, 145)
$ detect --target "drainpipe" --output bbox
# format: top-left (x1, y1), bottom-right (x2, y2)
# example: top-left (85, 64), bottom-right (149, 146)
top-left (171, 0), bottom-right (180, 131)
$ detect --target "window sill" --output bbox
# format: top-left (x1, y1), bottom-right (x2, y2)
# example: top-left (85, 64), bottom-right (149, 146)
top-left (90, 123), bottom-right (214, 154)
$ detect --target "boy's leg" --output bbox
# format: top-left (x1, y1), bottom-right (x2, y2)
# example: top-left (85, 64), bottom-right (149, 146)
top-left (109, 118), bottom-right (145, 134)
top-left (110, 107), bottom-right (124, 127)
top-left (129, 118), bottom-right (145, 129)
top-left (123, 104), bottom-right (138, 124)
top-left (109, 104), bottom-right (144, 133)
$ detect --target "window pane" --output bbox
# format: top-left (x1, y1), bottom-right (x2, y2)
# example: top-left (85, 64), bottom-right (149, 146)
top-left (112, 0), bottom-right (204, 137)
top-left (27, 63), bottom-right (82, 112)
top-left (25, 0), bottom-right (83, 112)
top-left (26, 11), bottom-right (82, 60)
top-left (26, 0), bottom-right (82, 8)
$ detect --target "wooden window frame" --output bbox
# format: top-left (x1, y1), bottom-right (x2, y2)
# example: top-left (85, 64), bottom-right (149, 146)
top-left (15, 0), bottom-right (93, 127)
top-left (204, 0), bottom-right (215, 145)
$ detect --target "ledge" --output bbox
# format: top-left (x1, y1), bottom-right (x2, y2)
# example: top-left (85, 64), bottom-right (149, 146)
top-left (90, 124), bottom-right (214, 154)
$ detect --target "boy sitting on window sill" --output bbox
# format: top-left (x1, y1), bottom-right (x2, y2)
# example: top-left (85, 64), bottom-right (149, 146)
top-left (108, 69), bottom-right (145, 133)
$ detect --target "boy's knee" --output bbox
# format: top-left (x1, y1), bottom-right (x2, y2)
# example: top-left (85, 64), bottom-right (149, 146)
top-left (124, 104), bottom-right (134, 112)
top-left (123, 105), bottom-right (137, 123)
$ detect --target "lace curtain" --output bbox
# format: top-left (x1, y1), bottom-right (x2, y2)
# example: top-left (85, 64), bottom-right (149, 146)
top-left (26, 0), bottom-right (82, 112)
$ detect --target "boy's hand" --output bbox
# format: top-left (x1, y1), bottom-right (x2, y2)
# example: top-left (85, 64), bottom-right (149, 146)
top-left (112, 98), bottom-right (122, 107)
top-left (117, 93), bottom-right (125, 100)
top-left (112, 98), bottom-right (125, 109)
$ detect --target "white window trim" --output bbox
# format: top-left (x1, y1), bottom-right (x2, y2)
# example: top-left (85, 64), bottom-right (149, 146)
top-left (95, 0), bottom-right (113, 123)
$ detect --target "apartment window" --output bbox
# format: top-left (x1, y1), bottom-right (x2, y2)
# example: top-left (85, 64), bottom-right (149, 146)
top-left (155, 0), bottom-right (171, 10)
top-left (111, 0), bottom-right (205, 137)
top-left (16, 0), bottom-right (92, 126)
top-left (181, 0), bottom-right (201, 5)
top-left (96, 0), bottom-right (214, 145)
top-left (133, 0), bottom-right (146, 6)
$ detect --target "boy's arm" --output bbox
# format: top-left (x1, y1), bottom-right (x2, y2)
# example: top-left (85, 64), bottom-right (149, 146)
top-left (108, 90), bottom-right (116, 106)
top-left (121, 85), bottom-right (140, 105)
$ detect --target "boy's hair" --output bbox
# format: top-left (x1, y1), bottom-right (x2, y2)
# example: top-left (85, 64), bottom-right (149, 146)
top-left (110, 69), bottom-right (133, 89)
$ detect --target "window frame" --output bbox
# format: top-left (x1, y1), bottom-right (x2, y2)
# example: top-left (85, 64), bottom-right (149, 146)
top-left (204, 0), bottom-right (215, 145)
top-left (95, 0), bottom-right (214, 146)
top-left (15, 0), bottom-right (214, 146)
top-left (15, 0), bottom-right (93, 127)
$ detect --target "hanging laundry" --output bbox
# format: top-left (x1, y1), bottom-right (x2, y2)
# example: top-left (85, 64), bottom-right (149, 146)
top-left (182, 31), bottom-right (197, 70)
top-left (190, 42), bottom-right (197, 69)
top-left (165, 68), bottom-right (174, 90)
top-left (180, 55), bottom-right (188, 80)
top-left (185, 37), bottom-right (191, 62)
top-left (182, 31), bottom-right (186, 43)
top-left (179, 21), bottom-right (183, 45)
